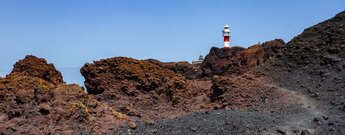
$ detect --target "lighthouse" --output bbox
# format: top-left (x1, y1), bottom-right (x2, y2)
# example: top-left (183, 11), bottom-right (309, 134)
top-left (222, 24), bottom-right (230, 48)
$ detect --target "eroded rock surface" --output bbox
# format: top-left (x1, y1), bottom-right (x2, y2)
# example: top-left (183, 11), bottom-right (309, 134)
top-left (80, 57), bottom-right (211, 121)
top-left (10, 55), bottom-right (64, 85)
top-left (0, 56), bottom-right (125, 134)
top-left (201, 39), bottom-right (285, 77)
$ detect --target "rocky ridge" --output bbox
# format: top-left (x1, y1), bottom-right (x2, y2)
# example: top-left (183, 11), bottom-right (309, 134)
top-left (0, 56), bottom-right (126, 134)
top-left (0, 10), bottom-right (345, 135)
top-left (200, 39), bottom-right (285, 77)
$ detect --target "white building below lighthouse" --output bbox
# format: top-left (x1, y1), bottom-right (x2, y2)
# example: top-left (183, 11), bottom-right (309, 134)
top-left (222, 24), bottom-right (231, 48)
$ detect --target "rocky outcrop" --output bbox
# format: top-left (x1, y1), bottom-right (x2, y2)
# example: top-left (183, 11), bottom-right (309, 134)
top-left (80, 57), bottom-right (210, 121)
top-left (0, 56), bottom-right (124, 134)
top-left (81, 57), bottom-right (189, 95)
top-left (146, 59), bottom-right (202, 79)
top-left (10, 55), bottom-right (64, 85)
top-left (201, 39), bottom-right (285, 77)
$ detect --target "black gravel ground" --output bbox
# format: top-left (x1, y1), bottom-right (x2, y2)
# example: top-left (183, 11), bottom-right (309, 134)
top-left (122, 86), bottom-right (342, 135)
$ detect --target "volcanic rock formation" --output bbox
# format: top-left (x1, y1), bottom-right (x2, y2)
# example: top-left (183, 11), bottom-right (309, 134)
top-left (81, 57), bottom-right (189, 95)
top-left (201, 39), bottom-right (285, 77)
top-left (260, 11), bottom-right (345, 102)
top-left (10, 55), bottom-right (64, 85)
top-left (0, 56), bottom-right (125, 134)
top-left (262, 9), bottom-right (345, 117)
top-left (240, 10), bottom-right (345, 135)
top-left (80, 57), bottom-right (211, 121)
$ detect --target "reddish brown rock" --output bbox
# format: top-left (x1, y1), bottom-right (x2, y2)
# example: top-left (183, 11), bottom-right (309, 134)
top-left (129, 122), bottom-right (137, 129)
top-left (201, 39), bottom-right (285, 77)
top-left (0, 56), bottom-right (125, 134)
top-left (10, 55), bottom-right (64, 85)
top-left (80, 57), bottom-right (211, 121)
top-left (210, 74), bottom-right (286, 111)
top-left (81, 57), bottom-right (188, 95)
top-left (0, 78), bottom-right (126, 134)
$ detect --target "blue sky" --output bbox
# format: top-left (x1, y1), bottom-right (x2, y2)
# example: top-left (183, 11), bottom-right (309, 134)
top-left (0, 0), bottom-right (344, 84)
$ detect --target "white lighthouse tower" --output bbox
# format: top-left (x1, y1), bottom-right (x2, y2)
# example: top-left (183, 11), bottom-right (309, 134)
top-left (222, 24), bottom-right (230, 48)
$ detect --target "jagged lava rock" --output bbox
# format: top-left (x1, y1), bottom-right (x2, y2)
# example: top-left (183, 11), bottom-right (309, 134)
top-left (10, 55), bottom-right (64, 85)
top-left (80, 57), bottom-right (210, 120)
top-left (81, 57), bottom-right (188, 95)
top-left (201, 39), bottom-right (285, 77)
top-left (0, 55), bottom-right (125, 134)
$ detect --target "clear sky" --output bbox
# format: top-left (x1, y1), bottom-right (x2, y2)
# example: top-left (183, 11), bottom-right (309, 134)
top-left (0, 0), bottom-right (344, 85)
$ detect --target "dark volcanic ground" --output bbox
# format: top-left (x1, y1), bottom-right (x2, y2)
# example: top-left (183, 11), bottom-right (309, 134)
top-left (129, 80), bottom-right (336, 135)
top-left (1, 11), bottom-right (345, 135)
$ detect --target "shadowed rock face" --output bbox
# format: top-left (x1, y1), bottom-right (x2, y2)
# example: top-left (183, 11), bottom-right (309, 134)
top-left (200, 39), bottom-right (285, 78)
top-left (10, 55), bottom-right (64, 85)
